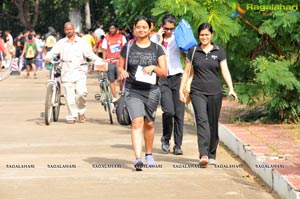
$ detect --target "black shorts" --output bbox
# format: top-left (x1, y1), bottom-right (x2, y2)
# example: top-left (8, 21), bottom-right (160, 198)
top-left (26, 58), bottom-right (35, 65)
top-left (124, 87), bottom-right (161, 121)
top-left (107, 63), bottom-right (117, 82)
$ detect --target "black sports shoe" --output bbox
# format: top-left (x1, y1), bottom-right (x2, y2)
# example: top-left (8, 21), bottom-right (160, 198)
top-left (161, 136), bottom-right (170, 153)
top-left (173, 146), bottom-right (183, 155)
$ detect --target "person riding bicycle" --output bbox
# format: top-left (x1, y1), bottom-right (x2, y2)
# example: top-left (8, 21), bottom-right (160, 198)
top-left (45, 22), bottom-right (107, 124)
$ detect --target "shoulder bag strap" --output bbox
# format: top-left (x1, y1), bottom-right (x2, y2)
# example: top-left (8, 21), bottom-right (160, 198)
top-left (187, 46), bottom-right (197, 77)
top-left (122, 41), bottom-right (133, 92)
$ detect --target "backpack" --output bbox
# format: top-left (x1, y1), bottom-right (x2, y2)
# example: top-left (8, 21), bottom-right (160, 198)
top-left (45, 35), bottom-right (56, 48)
top-left (25, 42), bottom-right (37, 59)
top-left (174, 19), bottom-right (198, 52)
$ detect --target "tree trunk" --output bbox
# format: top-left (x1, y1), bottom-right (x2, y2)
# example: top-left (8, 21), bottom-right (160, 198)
top-left (85, 0), bottom-right (91, 29)
top-left (13, 0), bottom-right (40, 30)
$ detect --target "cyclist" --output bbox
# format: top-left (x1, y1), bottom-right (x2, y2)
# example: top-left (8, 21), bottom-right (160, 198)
top-left (45, 22), bottom-right (106, 124)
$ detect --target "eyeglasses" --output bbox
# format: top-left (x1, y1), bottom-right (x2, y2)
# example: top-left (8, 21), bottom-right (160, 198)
top-left (163, 27), bottom-right (175, 31)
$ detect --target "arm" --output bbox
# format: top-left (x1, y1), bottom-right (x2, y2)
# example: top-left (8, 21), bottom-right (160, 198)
top-left (142, 55), bottom-right (167, 78)
top-left (220, 60), bottom-right (238, 100)
top-left (118, 56), bottom-right (128, 79)
top-left (102, 38), bottom-right (107, 59)
top-left (44, 41), bottom-right (61, 63)
top-left (179, 60), bottom-right (192, 103)
top-left (20, 43), bottom-right (26, 59)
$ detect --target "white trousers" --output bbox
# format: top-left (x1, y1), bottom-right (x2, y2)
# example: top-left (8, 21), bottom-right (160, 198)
top-left (62, 78), bottom-right (87, 121)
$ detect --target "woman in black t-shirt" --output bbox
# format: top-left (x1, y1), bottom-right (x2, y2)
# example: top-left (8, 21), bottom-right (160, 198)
top-left (179, 22), bottom-right (238, 168)
top-left (118, 16), bottom-right (167, 171)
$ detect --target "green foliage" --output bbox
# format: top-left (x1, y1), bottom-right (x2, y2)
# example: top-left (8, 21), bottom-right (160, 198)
top-left (110, 0), bottom-right (156, 28)
top-left (151, 0), bottom-right (241, 45)
top-left (1, 0), bottom-right (300, 123)
top-left (236, 56), bottom-right (300, 123)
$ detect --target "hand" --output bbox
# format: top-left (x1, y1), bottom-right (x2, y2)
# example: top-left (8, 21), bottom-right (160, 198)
top-left (120, 70), bottom-right (129, 79)
top-left (229, 91), bottom-right (238, 101)
top-left (142, 65), bottom-right (155, 75)
top-left (157, 28), bottom-right (164, 42)
top-left (179, 90), bottom-right (186, 103)
top-left (94, 60), bottom-right (107, 71)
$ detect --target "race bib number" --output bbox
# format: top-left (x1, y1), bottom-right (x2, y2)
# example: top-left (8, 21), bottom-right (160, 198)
top-left (109, 44), bottom-right (121, 53)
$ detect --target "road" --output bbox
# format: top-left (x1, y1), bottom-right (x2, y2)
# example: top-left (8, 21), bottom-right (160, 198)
top-left (0, 70), bottom-right (278, 199)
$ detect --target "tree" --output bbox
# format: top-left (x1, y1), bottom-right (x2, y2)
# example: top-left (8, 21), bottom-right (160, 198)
top-left (13, 0), bottom-right (40, 30)
top-left (84, 0), bottom-right (91, 29)
top-left (151, 0), bottom-right (300, 123)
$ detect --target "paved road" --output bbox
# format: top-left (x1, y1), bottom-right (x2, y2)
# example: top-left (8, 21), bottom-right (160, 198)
top-left (0, 70), bottom-right (278, 199)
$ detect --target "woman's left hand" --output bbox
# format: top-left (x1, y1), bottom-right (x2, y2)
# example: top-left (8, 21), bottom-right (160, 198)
top-left (143, 65), bottom-right (155, 75)
top-left (229, 90), bottom-right (238, 101)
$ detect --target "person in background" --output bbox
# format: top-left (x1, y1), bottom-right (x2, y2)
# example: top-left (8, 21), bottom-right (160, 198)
top-left (0, 31), bottom-right (5, 70)
top-left (21, 34), bottom-right (38, 78)
top-left (94, 21), bottom-right (105, 41)
top-left (35, 33), bottom-right (44, 70)
top-left (118, 16), bottom-right (167, 171)
top-left (102, 22), bottom-right (127, 100)
top-left (179, 22), bottom-right (238, 167)
top-left (82, 28), bottom-right (96, 49)
top-left (43, 27), bottom-right (57, 57)
top-left (93, 35), bottom-right (105, 58)
top-left (149, 18), bottom-right (157, 38)
top-left (151, 14), bottom-right (185, 155)
top-left (45, 22), bottom-right (106, 124)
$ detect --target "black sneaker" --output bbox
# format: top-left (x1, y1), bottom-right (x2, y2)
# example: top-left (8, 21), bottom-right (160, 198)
top-left (161, 136), bottom-right (170, 153)
top-left (173, 146), bottom-right (183, 155)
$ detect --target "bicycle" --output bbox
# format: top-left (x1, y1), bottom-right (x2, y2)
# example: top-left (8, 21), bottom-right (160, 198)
top-left (93, 59), bottom-right (115, 124)
top-left (44, 59), bottom-right (65, 125)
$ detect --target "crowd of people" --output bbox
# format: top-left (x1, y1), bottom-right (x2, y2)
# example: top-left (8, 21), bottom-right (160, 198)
top-left (2, 15), bottom-right (238, 171)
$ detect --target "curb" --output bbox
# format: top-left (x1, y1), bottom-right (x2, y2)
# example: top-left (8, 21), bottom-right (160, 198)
top-left (219, 124), bottom-right (300, 199)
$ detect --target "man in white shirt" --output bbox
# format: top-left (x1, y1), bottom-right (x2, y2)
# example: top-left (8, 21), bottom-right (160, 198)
top-left (45, 22), bottom-right (106, 124)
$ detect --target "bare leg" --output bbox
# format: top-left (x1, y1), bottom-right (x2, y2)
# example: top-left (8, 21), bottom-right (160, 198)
top-left (32, 63), bottom-right (37, 76)
top-left (109, 80), bottom-right (116, 98)
top-left (144, 120), bottom-right (155, 154)
top-left (131, 117), bottom-right (144, 159)
top-left (26, 64), bottom-right (31, 76)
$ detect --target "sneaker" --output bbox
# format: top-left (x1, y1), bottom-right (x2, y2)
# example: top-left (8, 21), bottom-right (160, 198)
top-left (134, 158), bottom-right (143, 171)
top-left (199, 156), bottom-right (208, 168)
top-left (173, 146), bottom-right (183, 155)
top-left (161, 136), bottom-right (170, 153)
top-left (145, 154), bottom-right (155, 167)
top-left (208, 158), bottom-right (216, 165)
top-left (78, 113), bottom-right (86, 123)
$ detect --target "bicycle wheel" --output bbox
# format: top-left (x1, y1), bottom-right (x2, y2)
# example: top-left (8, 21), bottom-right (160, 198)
top-left (103, 83), bottom-right (113, 124)
top-left (53, 82), bottom-right (61, 122)
top-left (45, 83), bottom-right (54, 125)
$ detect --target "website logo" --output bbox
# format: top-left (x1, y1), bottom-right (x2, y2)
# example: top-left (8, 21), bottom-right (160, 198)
top-left (230, 3), bottom-right (246, 18)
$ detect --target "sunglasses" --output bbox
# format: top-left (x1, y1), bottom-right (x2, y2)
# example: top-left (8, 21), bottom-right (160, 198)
top-left (163, 27), bottom-right (175, 31)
